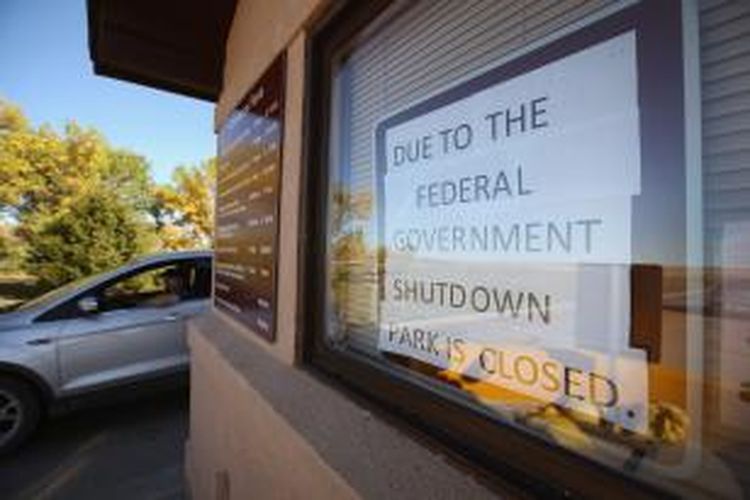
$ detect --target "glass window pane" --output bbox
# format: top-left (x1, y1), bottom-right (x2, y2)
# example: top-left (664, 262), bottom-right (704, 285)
top-left (102, 264), bottom-right (186, 310)
top-left (323, 0), bottom-right (750, 497)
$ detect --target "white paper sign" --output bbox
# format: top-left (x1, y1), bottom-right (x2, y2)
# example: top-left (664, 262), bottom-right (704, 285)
top-left (376, 31), bottom-right (648, 432)
top-left (382, 31), bottom-right (641, 264)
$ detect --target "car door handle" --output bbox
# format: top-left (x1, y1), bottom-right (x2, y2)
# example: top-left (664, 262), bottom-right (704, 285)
top-left (163, 314), bottom-right (181, 322)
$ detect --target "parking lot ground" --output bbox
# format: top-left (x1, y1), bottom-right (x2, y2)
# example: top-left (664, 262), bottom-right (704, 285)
top-left (0, 386), bottom-right (189, 500)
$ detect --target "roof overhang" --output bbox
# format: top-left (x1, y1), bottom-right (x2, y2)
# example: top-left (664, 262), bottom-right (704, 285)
top-left (86, 0), bottom-right (236, 101)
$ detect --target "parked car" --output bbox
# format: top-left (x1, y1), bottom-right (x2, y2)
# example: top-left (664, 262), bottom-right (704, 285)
top-left (0, 250), bottom-right (212, 453)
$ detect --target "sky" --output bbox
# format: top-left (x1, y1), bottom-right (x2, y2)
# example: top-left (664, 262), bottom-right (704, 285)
top-left (0, 0), bottom-right (216, 184)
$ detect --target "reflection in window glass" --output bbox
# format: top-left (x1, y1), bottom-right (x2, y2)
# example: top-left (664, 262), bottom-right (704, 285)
top-left (323, 0), bottom-right (749, 497)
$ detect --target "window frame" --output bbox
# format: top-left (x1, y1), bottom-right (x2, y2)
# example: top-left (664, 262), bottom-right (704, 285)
top-left (301, 1), bottom-right (683, 497)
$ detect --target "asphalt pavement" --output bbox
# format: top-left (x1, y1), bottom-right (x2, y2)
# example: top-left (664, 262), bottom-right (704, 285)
top-left (0, 387), bottom-right (189, 500)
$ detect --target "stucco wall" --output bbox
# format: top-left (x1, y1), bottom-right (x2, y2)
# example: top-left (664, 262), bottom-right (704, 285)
top-left (185, 319), bottom-right (359, 500)
top-left (213, 24), bottom-right (306, 366)
top-left (215, 0), bottom-right (328, 129)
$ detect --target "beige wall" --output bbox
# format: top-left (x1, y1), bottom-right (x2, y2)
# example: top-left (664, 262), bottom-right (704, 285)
top-left (213, 28), bottom-right (305, 366)
top-left (214, 0), bottom-right (315, 365)
top-left (186, 322), bottom-right (359, 500)
top-left (186, 315), bottom-right (501, 500)
top-left (215, 0), bottom-right (328, 129)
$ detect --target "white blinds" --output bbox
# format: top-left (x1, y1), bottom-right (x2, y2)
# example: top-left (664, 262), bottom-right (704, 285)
top-left (700, 0), bottom-right (750, 264)
top-left (330, 0), bottom-right (628, 354)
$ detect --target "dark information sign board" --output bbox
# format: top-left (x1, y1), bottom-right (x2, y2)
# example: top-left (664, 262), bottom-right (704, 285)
top-left (214, 53), bottom-right (285, 341)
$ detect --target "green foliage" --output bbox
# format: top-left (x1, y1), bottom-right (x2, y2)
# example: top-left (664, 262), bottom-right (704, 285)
top-left (0, 100), bottom-right (157, 288)
top-left (0, 100), bottom-right (28, 134)
top-left (0, 117), bottom-right (137, 219)
top-left (103, 149), bottom-right (154, 210)
top-left (0, 223), bottom-right (24, 272)
top-left (152, 159), bottom-right (215, 250)
top-left (0, 98), bottom-right (216, 289)
top-left (23, 191), bottom-right (154, 287)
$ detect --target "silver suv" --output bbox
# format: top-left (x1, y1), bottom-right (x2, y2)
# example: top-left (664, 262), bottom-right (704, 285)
top-left (0, 251), bottom-right (212, 453)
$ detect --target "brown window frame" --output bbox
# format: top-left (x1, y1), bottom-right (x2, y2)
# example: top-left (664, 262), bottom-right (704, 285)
top-left (300, 1), bottom-right (685, 497)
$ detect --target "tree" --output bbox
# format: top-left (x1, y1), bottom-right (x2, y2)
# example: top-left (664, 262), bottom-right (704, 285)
top-left (0, 223), bottom-right (23, 272)
top-left (0, 100), bottom-right (28, 134)
top-left (103, 149), bottom-right (154, 211)
top-left (0, 118), bottom-right (134, 220)
top-left (23, 191), bottom-right (154, 287)
top-left (151, 159), bottom-right (215, 249)
top-left (0, 99), bottom-right (219, 288)
top-left (0, 99), bottom-right (158, 288)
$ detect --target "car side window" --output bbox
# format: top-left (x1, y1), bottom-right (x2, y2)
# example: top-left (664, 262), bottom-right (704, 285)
top-left (102, 259), bottom-right (214, 312)
top-left (100, 263), bottom-right (184, 312)
top-left (35, 258), bottom-right (211, 321)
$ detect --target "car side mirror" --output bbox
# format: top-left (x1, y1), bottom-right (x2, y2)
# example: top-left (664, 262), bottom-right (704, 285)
top-left (78, 296), bottom-right (99, 314)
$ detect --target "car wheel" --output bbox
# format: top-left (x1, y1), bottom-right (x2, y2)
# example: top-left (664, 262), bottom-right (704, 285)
top-left (0, 376), bottom-right (41, 455)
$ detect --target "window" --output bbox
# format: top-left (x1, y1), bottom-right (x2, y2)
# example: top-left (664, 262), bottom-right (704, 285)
top-left (306, 0), bottom-right (750, 497)
top-left (101, 263), bottom-right (185, 311)
top-left (37, 257), bottom-right (211, 320)
top-left (100, 259), bottom-right (211, 312)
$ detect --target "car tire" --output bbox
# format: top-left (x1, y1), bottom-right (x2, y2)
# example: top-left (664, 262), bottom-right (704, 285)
top-left (0, 376), bottom-right (41, 455)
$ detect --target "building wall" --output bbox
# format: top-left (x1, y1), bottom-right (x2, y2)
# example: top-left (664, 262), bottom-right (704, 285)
top-left (185, 320), bottom-right (358, 500)
top-left (215, 0), bottom-right (328, 129)
top-left (190, 1), bottom-right (750, 498)
top-left (212, 28), bottom-right (306, 367)
top-left (186, 315), bottom-right (501, 499)
top-left (187, 1), bottom-right (505, 498)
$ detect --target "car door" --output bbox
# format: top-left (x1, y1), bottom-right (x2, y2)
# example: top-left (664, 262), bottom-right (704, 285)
top-left (55, 258), bottom-right (208, 394)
